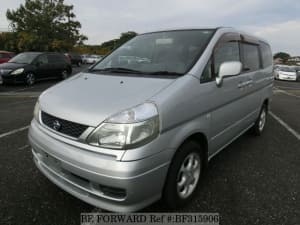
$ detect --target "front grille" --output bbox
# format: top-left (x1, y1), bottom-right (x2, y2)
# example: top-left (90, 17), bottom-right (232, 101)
top-left (41, 111), bottom-right (88, 138)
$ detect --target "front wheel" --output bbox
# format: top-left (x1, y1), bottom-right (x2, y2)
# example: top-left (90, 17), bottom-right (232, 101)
top-left (252, 104), bottom-right (267, 136)
top-left (25, 73), bottom-right (35, 86)
top-left (163, 141), bottom-right (203, 209)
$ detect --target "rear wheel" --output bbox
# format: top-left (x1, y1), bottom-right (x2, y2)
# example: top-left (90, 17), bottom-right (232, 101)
top-left (252, 104), bottom-right (267, 136)
top-left (25, 73), bottom-right (35, 86)
top-left (163, 141), bottom-right (202, 208)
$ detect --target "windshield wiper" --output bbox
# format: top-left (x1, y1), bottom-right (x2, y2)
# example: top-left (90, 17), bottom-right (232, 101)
top-left (89, 68), bottom-right (183, 76)
top-left (90, 67), bottom-right (144, 74)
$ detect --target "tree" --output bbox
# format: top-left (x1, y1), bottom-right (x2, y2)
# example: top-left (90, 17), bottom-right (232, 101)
top-left (273, 52), bottom-right (290, 62)
top-left (6, 0), bottom-right (87, 52)
top-left (0, 32), bottom-right (18, 52)
top-left (100, 31), bottom-right (137, 52)
top-left (118, 31), bottom-right (137, 46)
top-left (72, 31), bottom-right (138, 55)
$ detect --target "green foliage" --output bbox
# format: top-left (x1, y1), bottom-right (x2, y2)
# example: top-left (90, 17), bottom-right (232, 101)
top-left (0, 32), bottom-right (18, 52)
top-left (6, 0), bottom-right (87, 52)
top-left (101, 31), bottom-right (137, 51)
top-left (74, 31), bottom-right (138, 55)
top-left (117, 31), bottom-right (138, 47)
top-left (273, 52), bottom-right (290, 62)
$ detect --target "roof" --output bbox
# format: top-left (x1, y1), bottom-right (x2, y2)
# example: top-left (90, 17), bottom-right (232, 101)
top-left (139, 27), bottom-right (269, 44)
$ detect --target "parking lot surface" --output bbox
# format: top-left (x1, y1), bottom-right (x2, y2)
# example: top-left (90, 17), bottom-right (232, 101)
top-left (0, 67), bottom-right (299, 225)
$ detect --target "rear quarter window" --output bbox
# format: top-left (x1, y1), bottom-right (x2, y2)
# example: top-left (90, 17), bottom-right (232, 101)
top-left (48, 54), bottom-right (68, 64)
top-left (260, 42), bottom-right (272, 68)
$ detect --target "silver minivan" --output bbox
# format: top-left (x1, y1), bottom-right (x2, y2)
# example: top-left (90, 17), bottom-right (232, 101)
top-left (29, 27), bottom-right (273, 212)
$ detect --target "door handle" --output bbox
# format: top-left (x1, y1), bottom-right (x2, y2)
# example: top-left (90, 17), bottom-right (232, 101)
top-left (245, 80), bottom-right (253, 87)
top-left (238, 80), bottom-right (253, 89)
top-left (238, 82), bottom-right (244, 89)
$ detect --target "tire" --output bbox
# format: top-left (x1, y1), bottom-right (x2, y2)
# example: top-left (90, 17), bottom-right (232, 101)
top-left (25, 73), bottom-right (35, 86)
top-left (163, 141), bottom-right (203, 209)
top-left (61, 69), bottom-right (69, 80)
top-left (252, 104), bottom-right (267, 136)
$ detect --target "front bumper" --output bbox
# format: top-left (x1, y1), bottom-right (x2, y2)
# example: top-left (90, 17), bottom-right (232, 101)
top-left (2, 74), bottom-right (25, 83)
top-left (278, 74), bottom-right (297, 81)
top-left (28, 119), bottom-right (171, 212)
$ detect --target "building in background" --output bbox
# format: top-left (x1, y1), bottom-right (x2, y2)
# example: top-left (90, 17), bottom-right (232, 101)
top-left (273, 58), bottom-right (283, 65)
top-left (287, 56), bottom-right (300, 65)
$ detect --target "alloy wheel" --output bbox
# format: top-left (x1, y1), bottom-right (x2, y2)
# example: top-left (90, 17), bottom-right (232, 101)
top-left (259, 108), bottom-right (266, 132)
top-left (26, 73), bottom-right (35, 85)
top-left (176, 152), bottom-right (201, 199)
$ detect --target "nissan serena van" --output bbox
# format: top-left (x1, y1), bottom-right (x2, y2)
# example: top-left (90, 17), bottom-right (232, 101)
top-left (28, 27), bottom-right (273, 212)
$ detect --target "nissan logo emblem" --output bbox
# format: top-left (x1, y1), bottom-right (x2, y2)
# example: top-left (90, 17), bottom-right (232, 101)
top-left (52, 120), bottom-right (61, 131)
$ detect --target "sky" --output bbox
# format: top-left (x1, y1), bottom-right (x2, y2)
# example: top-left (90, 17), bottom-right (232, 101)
top-left (1, 0), bottom-right (300, 55)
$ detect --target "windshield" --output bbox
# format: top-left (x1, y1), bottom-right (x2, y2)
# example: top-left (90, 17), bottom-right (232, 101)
top-left (279, 67), bottom-right (296, 72)
top-left (91, 30), bottom-right (215, 76)
top-left (9, 53), bottom-right (39, 64)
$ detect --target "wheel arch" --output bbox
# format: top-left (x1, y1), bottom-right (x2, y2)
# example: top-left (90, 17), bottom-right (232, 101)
top-left (173, 132), bottom-right (209, 168)
top-left (263, 98), bottom-right (269, 112)
top-left (162, 131), bottom-right (209, 207)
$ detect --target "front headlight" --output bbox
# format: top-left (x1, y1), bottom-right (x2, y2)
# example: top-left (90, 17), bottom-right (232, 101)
top-left (33, 101), bottom-right (40, 122)
top-left (11, 68), bottom-right (24, 75)
top-left (87, 102), bottom-right (159, 149)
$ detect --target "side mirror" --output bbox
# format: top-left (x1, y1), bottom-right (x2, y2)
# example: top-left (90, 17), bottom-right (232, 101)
top-left (216, 61), bottom-right (242, 87)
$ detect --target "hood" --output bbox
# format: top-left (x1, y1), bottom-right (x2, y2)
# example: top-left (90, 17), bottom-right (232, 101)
top-left (40, 72), bottom-right (175, 127)
top-left (0, 62), bottom-right (28, 70)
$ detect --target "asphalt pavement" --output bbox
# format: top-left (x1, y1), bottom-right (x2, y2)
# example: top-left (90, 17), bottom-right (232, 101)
top-left (0, 70), bottom-right (299, 225)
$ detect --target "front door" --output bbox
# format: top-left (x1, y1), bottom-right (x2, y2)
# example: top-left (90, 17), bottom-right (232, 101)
top-left (200, 33), bottom-right (250, 156)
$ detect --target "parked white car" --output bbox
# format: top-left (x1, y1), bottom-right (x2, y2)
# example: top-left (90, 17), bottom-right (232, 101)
top-left (84, 55), bottom-right (103, 64)
top-left (274, 66), bottom-right (298, 81)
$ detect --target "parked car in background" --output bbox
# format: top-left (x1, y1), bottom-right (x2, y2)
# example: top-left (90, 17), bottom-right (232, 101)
top-left (85, 54), bottom-right (103, 64)
top-left (29, 27), bottom-right (273, 212)
top-left (0, 52), bottom-right (72, 85)
top-left (296, 66), bottom-right (300, 81)
top-left (65, 53), bottom-right (83, 67)
top-left (273, 65), bottom-right (281, 78)
top-left (81, 54), bottom-right (88, 64)
top-left (274, 66), bottom-right (298, 81)
top-left (0, 51), bottom-right (14, 64)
